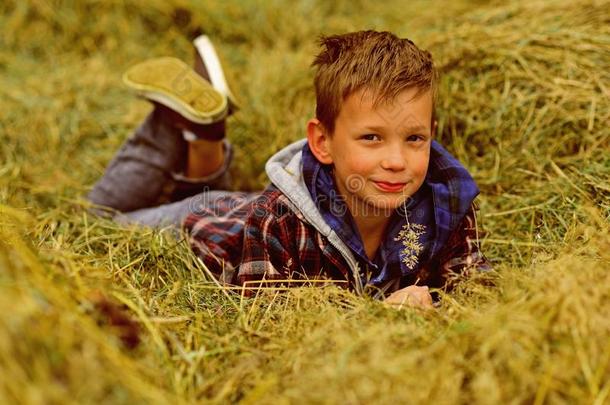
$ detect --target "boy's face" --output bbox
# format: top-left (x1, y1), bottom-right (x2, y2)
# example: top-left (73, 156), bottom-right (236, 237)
top-left (310, 87), bottom-right (434, 216)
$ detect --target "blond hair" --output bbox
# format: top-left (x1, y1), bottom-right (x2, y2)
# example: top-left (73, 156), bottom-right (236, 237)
top-left (312, 30), bottom-right (438, 133)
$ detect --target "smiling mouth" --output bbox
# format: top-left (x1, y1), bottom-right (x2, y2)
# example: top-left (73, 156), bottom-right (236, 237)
top-left (373, 181), bottom-right (408, 193)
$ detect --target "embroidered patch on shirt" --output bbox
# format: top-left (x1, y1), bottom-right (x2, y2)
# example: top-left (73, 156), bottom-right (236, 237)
top-left (395, 223), bottom-right (427, 270)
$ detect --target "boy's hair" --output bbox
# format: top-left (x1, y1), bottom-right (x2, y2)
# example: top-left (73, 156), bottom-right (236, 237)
top-left (312, 30), bottom-right (438, 133)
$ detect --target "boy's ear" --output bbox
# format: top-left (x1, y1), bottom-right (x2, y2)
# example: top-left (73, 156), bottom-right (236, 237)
top-left (431, 119), bottom-right (437, 137)
top-left (306, 118), bottom-right (333, 165)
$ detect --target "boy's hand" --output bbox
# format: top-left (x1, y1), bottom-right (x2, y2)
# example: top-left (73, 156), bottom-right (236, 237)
top-left (384, 285), bottom-right (434, 310)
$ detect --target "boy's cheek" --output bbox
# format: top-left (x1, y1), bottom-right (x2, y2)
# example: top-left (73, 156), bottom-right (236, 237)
top-left (414, 155), bottom-right (431, 176)
top-left (407, 162), bottom-right (427, 181)
top-left (338, 159), bottom-right (370, 179)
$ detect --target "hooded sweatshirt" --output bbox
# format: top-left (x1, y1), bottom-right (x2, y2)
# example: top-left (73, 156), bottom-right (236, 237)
top-left (184, 139), bottom-right (490, 296)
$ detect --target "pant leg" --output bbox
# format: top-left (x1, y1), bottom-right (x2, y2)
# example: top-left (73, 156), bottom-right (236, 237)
top-left (114, 193), bottom-right (200, 229)
top-left (87, 106), bottom-right (232, 214)
top-left (114, 190), bottom-right (257, 229)
top-left (87, 107), bottom-right (185, 213)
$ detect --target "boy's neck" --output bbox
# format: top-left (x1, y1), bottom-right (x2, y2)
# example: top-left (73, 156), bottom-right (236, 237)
top-left (350, 206), bottom-right (393, 261)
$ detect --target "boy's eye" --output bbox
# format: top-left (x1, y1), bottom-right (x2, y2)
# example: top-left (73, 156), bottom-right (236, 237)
top-left (406, 134), bottom-right (424, 142)
top-left (361, 134), bottom-right (381, 141)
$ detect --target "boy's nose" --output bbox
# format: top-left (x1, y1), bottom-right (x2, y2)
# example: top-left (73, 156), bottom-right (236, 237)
top-left (380, 148), bottom-right (406, 171)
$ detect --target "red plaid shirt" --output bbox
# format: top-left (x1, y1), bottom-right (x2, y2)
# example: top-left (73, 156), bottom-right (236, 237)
top-left (183, 185), bottom-right (490, 295)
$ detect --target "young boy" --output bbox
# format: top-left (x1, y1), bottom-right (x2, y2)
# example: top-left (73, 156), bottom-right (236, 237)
top-left (88, 31), bottom-right (490, 309)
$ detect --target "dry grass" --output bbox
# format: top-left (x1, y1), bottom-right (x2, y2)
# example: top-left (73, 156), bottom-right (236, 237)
top-left (1, 0), bottom-right (609, 403)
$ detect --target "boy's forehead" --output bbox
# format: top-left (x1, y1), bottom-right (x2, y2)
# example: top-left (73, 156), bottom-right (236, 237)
top-left (340, 87), bottom-right (433, 130)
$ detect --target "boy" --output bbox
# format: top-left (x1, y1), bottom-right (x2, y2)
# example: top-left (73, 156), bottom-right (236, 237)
top-left (88, 31), bottom-right (490, 309)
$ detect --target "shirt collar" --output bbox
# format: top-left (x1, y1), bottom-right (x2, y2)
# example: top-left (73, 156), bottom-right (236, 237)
top-left (301, 143), bottom-right (427, 279)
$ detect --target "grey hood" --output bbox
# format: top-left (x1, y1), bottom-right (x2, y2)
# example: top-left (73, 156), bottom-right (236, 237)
top-left (265, 139), bottom-right (364, 291)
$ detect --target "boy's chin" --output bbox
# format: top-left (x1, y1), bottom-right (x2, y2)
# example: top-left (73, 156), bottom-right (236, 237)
top-left (361, 195), bottom-right (411, 214)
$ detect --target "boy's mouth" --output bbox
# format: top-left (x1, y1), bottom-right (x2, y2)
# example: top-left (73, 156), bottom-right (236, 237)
top-left (373, 181), bottom-right (407, 193)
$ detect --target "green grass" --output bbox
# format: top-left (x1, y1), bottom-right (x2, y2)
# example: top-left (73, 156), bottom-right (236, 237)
top-left (1, 0), bottom-right (609, 403)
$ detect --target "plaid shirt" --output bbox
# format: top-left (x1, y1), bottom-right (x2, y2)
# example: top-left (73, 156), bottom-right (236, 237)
top-left (184, 141), bottom-right (490, 296)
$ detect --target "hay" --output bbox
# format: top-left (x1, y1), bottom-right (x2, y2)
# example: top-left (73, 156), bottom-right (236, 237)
top-left (1, 0), bottom-right (609, 403)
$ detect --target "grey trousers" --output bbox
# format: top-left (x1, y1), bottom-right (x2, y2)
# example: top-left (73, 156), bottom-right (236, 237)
top-left (87, 107), bottom-right (234, 228)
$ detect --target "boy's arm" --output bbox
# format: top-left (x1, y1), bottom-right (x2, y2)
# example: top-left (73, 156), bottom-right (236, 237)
top-left (237, 199), bottom-right (300, 289)
top-left (433, 202), bottom-right (492, 288)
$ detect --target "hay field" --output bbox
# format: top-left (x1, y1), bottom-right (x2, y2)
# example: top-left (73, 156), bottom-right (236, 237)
top-left (1, 0), bottom-right (609, 403)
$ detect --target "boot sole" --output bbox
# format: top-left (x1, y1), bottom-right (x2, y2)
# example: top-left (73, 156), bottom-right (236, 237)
top-left (122, 57), bottom-right (228, 124)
